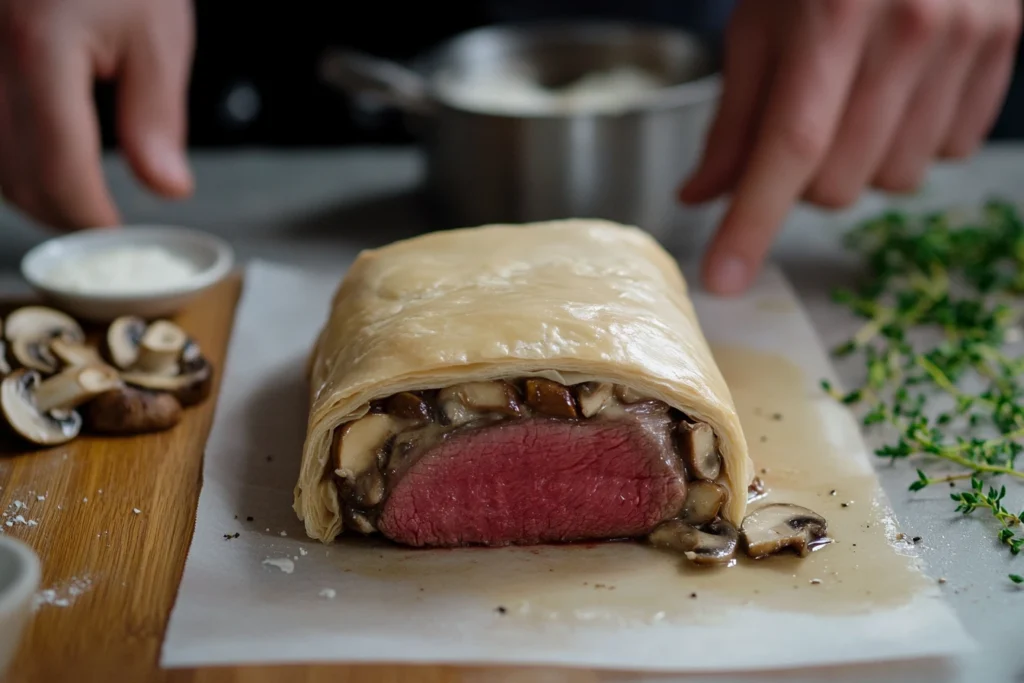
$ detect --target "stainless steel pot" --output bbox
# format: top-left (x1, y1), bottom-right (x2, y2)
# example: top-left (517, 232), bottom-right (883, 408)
top-left (321, 22), bottom-right (721, 237)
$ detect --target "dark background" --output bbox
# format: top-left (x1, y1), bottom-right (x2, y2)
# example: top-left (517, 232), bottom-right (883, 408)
top-left (96, 0), bottom-right (1024, 148)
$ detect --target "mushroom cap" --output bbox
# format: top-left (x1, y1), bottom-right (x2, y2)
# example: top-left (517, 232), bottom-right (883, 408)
top-left (11, 336), bottom-right (61, 374)
top-left (120, 356), bottom-right (213, 406)
top-left (1, 370), bottom-right (82, 445)
top-left (106, 316), bottom-right (148, 369)
top-left (740, 503), bottom-right (831, 559)
top-left (0, 340), bottom-right (10, 376)
top-left (5, 307), bottom-right (84, 344)
top-left (83, 387), bottom-right (183, 435)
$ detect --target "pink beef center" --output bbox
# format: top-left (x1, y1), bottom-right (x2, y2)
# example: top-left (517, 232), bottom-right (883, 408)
top-left (377, 417), bottom-right (687, 547)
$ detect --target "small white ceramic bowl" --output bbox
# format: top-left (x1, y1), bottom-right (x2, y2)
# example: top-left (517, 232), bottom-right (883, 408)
top-left (0, 537), bottom-right (40, 677)
top-left (21, 226), bottom-right (235, 322)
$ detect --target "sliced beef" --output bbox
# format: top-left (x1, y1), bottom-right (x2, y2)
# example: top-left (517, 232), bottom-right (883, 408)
top-left (377, 415), bottom-right (687, 547)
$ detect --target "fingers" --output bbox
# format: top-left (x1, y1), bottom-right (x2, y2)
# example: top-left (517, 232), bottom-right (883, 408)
top-left (678, 4), bottom-right (775, 203)
top-left (938, 0), bottom-right (1022, 158)
top-left (116, 0), bottom-right (194, 198)
top-left (871, 1), bottom-right (981, 191)
top-left (805, 0), bottom-right (944, 207)
top-left (0, 22), bottom-right (118, 229)
top-left (701, 0), bottom-right (872, 295)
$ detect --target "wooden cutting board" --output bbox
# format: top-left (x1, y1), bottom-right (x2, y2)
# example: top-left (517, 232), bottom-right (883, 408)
top-left (0, 275), bottom-right (592, 683)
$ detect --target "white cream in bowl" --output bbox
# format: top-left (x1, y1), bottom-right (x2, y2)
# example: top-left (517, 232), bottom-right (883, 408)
top-left (21, 226), bottom-right (235, 322)
top-left (0, 537), bottom-right (40, 677)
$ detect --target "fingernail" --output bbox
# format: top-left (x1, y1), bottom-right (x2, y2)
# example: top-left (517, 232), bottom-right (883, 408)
top-left (148, 138), bottom-right (193, 194)
top-left (705, 254), bottom-right (750, 295)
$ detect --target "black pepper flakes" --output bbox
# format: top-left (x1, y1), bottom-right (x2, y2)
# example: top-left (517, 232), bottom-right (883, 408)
top-left (246, 516), bottom-right (254, 522)
top-left (496, 606), bottom-right (507, 614)
top-left (266, 456), bottom-right (274, 462)
top-left (689, 592), bottom-right (697, 599)
top-left (829, 489), bottom-right (837, 496)
top-left (759, 435), bottom-right (768, 443)
top-left (223, 532), bottom-right (240, 540)
top-left (841, 503), bottom-right (849, 508)
top-left (771, 413), bottom-right (783, 421)
top-left (912, 536), bottom-right (922, 543)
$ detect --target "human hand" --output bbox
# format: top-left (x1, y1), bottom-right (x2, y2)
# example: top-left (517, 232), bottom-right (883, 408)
top-left (680, 0), bottom-right (1022, 295)
top-left (0, 0), bottom-right (194, 229)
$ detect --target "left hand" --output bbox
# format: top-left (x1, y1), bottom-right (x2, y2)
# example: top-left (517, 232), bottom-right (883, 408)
top-left (680, 0), bottom-right (1022, 296)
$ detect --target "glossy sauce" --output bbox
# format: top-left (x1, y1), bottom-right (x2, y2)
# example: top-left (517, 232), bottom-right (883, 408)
top-left (329, 347), bottom-right (933, 624)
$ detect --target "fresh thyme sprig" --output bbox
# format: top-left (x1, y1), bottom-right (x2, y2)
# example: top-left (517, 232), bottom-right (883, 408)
top-left (823, 199), bottom-right (1024, 583)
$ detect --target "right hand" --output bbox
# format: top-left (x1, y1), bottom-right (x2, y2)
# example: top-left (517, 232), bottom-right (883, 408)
top-left (0, 0), bottom-right (195, 230)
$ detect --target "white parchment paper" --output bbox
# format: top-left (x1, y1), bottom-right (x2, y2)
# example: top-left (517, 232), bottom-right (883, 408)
top-left (161, 260), bottom-right (973, 673)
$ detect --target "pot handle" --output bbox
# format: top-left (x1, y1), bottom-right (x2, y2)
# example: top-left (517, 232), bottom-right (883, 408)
top-left (319, 48), bottom-right (433, 115)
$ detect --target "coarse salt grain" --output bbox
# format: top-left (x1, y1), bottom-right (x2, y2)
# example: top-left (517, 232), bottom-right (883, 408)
top-left (319, 588), bottom-right (337, 600)
top-left (132, 509), bottom-right (141, 514)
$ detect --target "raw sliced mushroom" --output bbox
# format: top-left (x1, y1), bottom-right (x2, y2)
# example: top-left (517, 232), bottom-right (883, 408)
top-left (648, 518), bottom-right (739, 566)
top-left (106, 316), bottom-right (148, 369)
top-left (1, 365), bottom-right (122, 445)
top-left (83, 387), bottom-right (183, 435)
top-left (386, 392), bottom-right (433, 423)
top-left (4, 307), bottom-right (84, 345)
top-left (678, 420), bottom-right (721, 480)
top-left (740, 504), bottom-right (831, 559)
top-left (134, 320), bottom-right (189, 375)
top-left (680, 481), bottom-right (728, 525)
top-left (50, 337), bottom-right (105, 368)
top-left (438, 381), bottom-right (521, 426)
top-left (120, 355), bottom-right (214, 406)
top-left (577, 382), bottom-right (615, 417)
top-left (11, 336), bottom-right (61, 374)
top-left (0, 318), bottom-right (9, 376)
top-left (524, 378), bottom-right (578, 418)
top-left (108, 318), bottom-right (212, 403)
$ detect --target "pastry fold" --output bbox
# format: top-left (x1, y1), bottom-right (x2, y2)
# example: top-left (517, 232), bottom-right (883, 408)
top-left (295, 219), bottom-right (753, 543)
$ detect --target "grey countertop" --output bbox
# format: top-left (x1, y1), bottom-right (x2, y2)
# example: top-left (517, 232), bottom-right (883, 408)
top-left (2, 145), bottom-right (1022, 682)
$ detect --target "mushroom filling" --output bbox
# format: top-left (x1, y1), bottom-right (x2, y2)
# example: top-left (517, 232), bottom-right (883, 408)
top-left (329, 379), bottom-right (733, 542)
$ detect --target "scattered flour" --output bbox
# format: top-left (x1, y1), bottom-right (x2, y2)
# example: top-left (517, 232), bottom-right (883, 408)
top-left (262, 558), bottom-right (295, 574)
top-left (34, 575), bottom-right (93, 610)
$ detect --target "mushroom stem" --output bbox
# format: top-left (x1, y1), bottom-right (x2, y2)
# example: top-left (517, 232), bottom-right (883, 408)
top-left (34, 365), bottom-right (122, 413)
top-left (50, 337), bottom-right (105, 368)
top-left (134, 321), bottom-right (188, 375)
